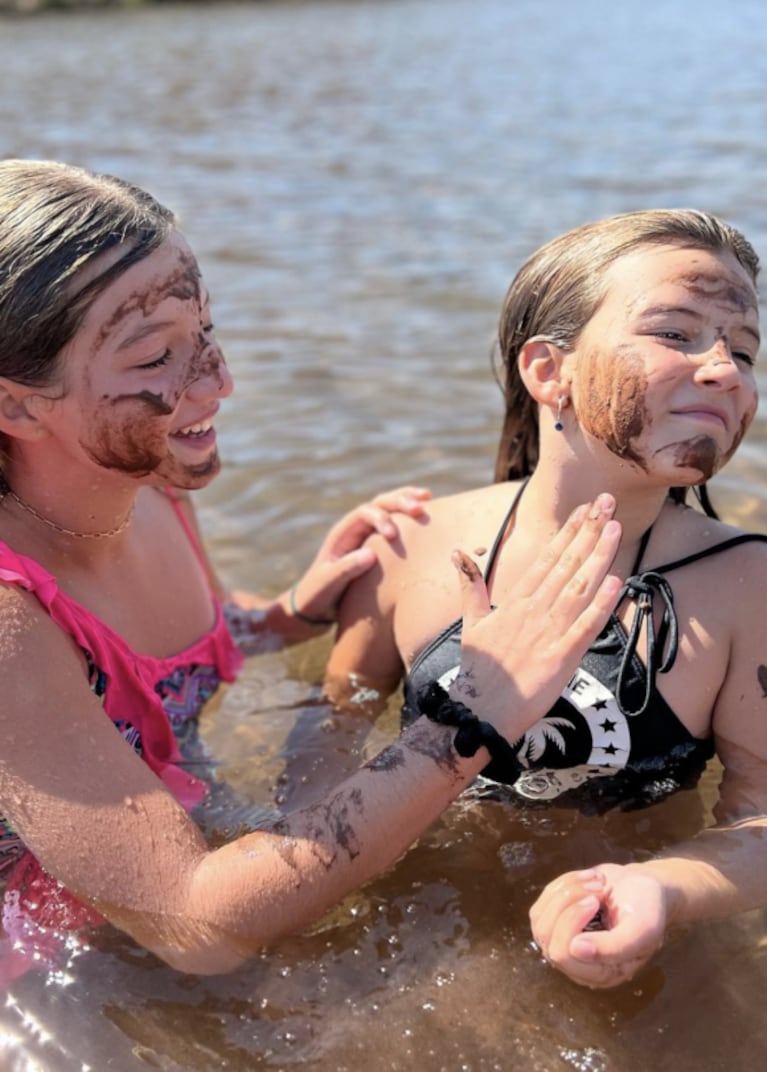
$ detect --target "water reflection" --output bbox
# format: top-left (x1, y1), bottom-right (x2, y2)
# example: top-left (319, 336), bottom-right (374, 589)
top-left (2, 0), bottom-right (767, 1068)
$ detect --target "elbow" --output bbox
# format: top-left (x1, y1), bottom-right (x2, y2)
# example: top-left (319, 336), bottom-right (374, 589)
top-left (156, 942), bottom-right (248, 976)
top-left (96, 899), bottom-right (257, 977)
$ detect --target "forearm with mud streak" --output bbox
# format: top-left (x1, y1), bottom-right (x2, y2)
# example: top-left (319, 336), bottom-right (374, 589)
top-left (100, 719), bottom-right (487, 974)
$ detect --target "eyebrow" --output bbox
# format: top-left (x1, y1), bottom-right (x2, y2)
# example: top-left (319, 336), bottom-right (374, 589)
top-left (115, 320), bottom-right (178, 351)
top-left (638, 303), bottom-right (761, 347)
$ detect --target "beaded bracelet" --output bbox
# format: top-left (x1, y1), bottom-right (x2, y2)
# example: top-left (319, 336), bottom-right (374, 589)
top-left (417, 681), bottom-right (522, 769)
top-left (288, 585), bottom-right (336, 628)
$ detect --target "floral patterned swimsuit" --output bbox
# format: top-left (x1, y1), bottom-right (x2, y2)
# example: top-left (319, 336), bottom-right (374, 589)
top-left (0, 490), bottom-right (243, 875)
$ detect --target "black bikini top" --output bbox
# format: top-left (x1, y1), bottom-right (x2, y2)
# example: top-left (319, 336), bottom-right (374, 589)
top-left (402, 482), bottom-right (767, 813)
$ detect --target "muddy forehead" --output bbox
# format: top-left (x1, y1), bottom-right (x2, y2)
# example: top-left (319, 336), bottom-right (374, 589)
top-left (95, 252), bottom-right (202, 346)
top-left (669, 270), bottom-right (757, 314)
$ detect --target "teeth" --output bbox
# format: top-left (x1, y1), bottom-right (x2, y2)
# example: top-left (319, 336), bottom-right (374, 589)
top-left (177, 419), bottom-right (213, 436)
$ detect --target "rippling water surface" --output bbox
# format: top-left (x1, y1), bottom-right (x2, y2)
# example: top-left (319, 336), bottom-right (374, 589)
top-left (2, 1), bottom-right (767, 1068)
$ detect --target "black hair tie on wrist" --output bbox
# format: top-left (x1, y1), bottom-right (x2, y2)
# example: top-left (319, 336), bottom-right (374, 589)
top-left (417, 681), bottom-right (522, 772)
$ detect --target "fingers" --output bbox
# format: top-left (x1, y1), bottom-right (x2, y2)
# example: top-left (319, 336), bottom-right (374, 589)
top-left (454, 494), bottom-right (621, 636)
top-left (519, 493), bottom-right (619, 604)
top-left (299, 546), bottom-right (376, 605)
top-left (452, 548), bottom-right (493, 625)
top-left (530, 868), bottom-right (606, 950)
top-left (322, 488), bottom-right (431, 556)
top-left (520, 497), bottom-right (622, 659)
top-left (531, 867), bottom-right (665, 989)
top-left (371, 486), bottom-right (431, 513)
top-left (365, 487), bottom-right (432, 539)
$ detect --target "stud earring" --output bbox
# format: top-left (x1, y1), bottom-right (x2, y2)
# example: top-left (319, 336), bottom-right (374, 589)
top-left (554, 396), bottom-right (568, 431)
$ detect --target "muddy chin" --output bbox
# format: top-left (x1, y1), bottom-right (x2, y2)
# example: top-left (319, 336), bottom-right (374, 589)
top-left (670, 434), bottom-right (720, 482)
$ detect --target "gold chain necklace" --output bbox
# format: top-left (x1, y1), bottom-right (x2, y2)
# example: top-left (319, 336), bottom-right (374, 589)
top-left (2, 489), bottom-right (134, 540)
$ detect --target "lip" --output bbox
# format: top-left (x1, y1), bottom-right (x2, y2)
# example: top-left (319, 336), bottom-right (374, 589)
top-left (171, 405), bottom-right (220, 437)
top-left (671, 406), bottom-right (729, 430)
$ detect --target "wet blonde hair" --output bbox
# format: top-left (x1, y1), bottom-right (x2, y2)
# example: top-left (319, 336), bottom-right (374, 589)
top-left (494, 209), bottom-right (760, 505)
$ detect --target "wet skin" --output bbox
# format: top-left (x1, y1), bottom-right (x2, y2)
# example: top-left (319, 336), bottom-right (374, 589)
top-left (569, 246), bottom-right (760, 484)
top-left (42, 232), bottom-right (233, 490)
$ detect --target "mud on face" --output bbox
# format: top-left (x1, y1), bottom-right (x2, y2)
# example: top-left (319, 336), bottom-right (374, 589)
top-left (576, 344), bottom-right (650, 470)
top-left (81, 252), bottom-right (227, 480)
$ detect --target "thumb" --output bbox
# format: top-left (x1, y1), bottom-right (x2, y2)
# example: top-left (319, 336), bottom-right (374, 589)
top-left (302, 547), bottom-right (377, 614)
top-left (329, 545), bottom-right (377, 583)
top-left (569, 916), bottom-right (654, 964)
top-left (453, 548), bottom-right (492, 627)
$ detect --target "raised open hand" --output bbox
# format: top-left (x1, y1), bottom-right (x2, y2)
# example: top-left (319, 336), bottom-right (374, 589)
top-left (450, 493), bottom-right (623, 744)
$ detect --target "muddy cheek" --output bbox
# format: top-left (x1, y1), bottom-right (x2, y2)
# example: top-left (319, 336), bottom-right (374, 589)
top-left (81, 398), bottom-right (169, 476)
top-left (721, 404), bottom-right (757, 468)
top-left (577, 346), bottom-right (650, 470)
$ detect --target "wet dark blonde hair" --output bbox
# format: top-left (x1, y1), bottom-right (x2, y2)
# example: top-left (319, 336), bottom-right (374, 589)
top-left (494, 209), bottom-right (760, 512)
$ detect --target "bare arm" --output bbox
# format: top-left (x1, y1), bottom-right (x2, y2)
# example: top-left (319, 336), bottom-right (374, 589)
top-left (323, 532), bottom-right (406, 710)
top-left (0, 498), bottom-right (620, 975)
top-left (529, 544), bottom-right (767, 988)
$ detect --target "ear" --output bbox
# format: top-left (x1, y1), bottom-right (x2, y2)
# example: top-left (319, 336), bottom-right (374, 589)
top-left (517, 336), bottom-right (570, 407)
top-left (0, 379), bottom-right (54, 442)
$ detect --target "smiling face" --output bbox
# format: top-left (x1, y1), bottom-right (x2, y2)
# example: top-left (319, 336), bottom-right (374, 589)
top-left (35, 231), bottom-right (233, 490)
top-left (567, 244), bottom-right (760, 484)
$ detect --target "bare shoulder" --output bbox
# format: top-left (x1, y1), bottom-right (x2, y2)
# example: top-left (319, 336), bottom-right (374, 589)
top-left (339, 481), bottom-right (516, 611)
top-left (656, 501), bottom-right (767, 570)
top-left (659, 506), bottom-right (767, 651)
top-left (375, 481), bottom-right (520, 560)
top-left (0, 580), bottom-right (51, 648)
top-left (330, 481), bottom-right (519, 687)
top-left (0, 580), bottom-right (87, 695)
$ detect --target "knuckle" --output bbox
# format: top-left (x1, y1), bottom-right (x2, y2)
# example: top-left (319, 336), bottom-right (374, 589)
top-left (565, 573), bottom-right (590, 598)
top-left (553, 548), bottom-right (582, 576)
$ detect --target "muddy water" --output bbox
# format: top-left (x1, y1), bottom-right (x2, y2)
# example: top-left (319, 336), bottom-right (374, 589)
top-left (2, 0), bottom-right (767, 1068)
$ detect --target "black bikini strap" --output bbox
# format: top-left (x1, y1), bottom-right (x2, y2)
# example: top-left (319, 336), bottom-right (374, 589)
top-left (483, 479), bottom-right (529, 581)
top-left (631, 525), bottom-right (653, 574)
top-left (615, 571), bottom-right (678, 717)
top-left (649, 533), bottom-right (767, 576)
top-left (614, 533), bottom-right (767, 718)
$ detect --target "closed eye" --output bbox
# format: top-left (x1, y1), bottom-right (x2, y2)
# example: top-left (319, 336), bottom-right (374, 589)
top-left (138, 350), bottom-right (171, 370)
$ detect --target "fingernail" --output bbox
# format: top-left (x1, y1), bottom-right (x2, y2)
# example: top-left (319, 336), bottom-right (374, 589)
top-left (452, 550), bottom-right (479, 579)
top-left (578, 894), bottom-right (599, 909)
top-left (571, 935), bottom-right (597, 961)
top-left (588, 493), bottom-right (614, 519)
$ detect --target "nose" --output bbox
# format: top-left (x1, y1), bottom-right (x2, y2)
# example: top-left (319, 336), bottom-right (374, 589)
top-left (694, 336), bottom-right (742, 388)
top-left (184, 345), bottom-right (235, 402)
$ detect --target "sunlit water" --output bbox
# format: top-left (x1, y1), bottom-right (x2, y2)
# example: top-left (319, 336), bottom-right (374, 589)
top-left (2, 0), bottom-right (767, 1068)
